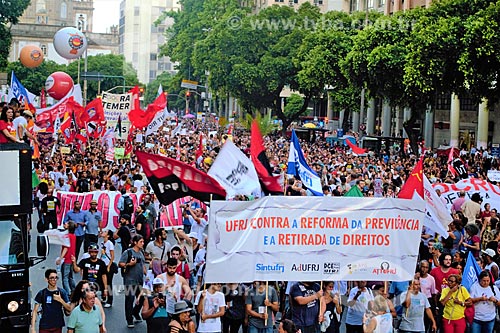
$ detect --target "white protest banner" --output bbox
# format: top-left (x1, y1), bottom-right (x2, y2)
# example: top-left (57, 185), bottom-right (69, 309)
top-left (487, 170), bottom-right (500, 182)
top-left (55, 191), bottom-right (205, 231)
top-left (433, 178), bottom-right (500, 211)
top-left (208, 140), bottom-right (261, 198)
top-left (102, 92), bottom-right (132, 138)
top-left (424, 175), bottom-right (452, 237)
top-left (145, 109), bottom-right (168, 136)
top-left (206, 196), bottom-right (424, 282)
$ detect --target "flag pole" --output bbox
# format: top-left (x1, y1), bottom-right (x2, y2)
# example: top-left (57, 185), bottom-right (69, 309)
top-left (265, 281), bottom-right (269, 326)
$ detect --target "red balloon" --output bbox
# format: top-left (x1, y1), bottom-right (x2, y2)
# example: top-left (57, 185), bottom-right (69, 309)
top-left (45, 72), bottom-right (74, 100)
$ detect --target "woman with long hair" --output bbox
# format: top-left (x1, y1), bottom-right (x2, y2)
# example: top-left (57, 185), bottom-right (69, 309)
top-left (0, 106), bottom-right (21, 143)
top-left (320, 281), bottom-right (342, 333)
top-left (469, 270), bottom-right (500, 333)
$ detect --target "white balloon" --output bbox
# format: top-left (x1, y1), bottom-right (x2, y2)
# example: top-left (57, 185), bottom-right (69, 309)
top-left (53, 27), bottom-right (87, 60)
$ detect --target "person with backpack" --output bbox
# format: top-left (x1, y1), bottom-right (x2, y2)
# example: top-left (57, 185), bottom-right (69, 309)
top-left (118, 188), bottom-right (135, 218)
top-left (114, 214), bottom-right (135, 253)
top-left (135, 204), bottom-right (152, 247)
top-left (31, 268), bottom-right (72, 333)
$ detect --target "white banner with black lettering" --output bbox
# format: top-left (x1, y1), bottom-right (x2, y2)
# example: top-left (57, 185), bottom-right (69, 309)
top-left (205, 196), bottom-right (424, 282)
top-left (208, 140), bottom-right (261, 198)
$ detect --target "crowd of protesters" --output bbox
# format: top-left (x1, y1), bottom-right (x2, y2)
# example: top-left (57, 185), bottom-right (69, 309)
top-left (3, 96), bottom-right (500, 333)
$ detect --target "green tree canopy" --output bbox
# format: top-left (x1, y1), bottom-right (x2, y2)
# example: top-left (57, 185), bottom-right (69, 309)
top-left (0, 0), bottom-right (30, 69)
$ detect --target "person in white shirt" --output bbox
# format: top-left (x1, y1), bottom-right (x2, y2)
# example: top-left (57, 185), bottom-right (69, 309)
top-left (13, 110), bottom-right (38, 144)
top-left (195, 283), bottom-right (225, 333)
top-left (469, 270), bottom-right (500, 333)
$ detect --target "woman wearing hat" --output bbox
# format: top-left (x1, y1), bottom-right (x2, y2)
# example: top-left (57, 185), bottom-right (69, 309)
top-left (169, 301), bottom-right (194, 333)
top-left (142, 277), bottom-right (170, 332)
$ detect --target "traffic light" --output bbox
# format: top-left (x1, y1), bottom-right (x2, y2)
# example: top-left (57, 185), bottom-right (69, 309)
top-left (139, 87), bottom-right (145, 97)
top-left (186, 90), bottom-right (191, 100)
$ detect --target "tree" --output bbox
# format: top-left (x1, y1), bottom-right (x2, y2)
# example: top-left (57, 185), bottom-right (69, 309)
top-left (7, 60), bottom-right (66, 93)
top-left (144, 71), bottom-right (174, 104)
top-left (459, 1), bottom-right (500, 105)
top-left (0, 0), bottom-right (31, 69)
top-left (238, 112), bottom-right (277, 135)
top-left (343, 10), bottom-right (426, 151)
top-left (65, 54), bottom-right (139, 100)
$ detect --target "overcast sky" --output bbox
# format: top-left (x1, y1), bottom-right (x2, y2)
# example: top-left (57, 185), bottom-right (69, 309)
top-left (93, 0), bottom-right (121, 33)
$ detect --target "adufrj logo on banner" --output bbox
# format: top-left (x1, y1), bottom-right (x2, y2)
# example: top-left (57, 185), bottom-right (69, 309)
top-left (205, 196), bottom-right (425, 283)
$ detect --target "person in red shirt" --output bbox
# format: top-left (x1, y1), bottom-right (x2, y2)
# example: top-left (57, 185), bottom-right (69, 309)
top-left (0, 106), bottom-right (22, 144)
top-left (430, 253), bottom-right (460, 333)
top-left (56, 221), bottom-right (77, 295)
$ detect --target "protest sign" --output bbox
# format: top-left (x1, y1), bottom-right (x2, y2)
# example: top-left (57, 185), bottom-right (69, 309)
top-left (102, 92), bottom-right (132, 138)
top-left (487, 170), bottom-right (500, 182)
top-left (205, 196), bottom-right (424, 282)
top-left (433, 178), bottom-right (500, 211)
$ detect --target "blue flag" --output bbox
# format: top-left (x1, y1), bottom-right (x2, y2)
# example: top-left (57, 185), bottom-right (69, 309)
top-left (462, 251), bottom-right (482, 290)
top-left (287, 129), bottom-right (323, 196)
top-left (8, 71), bottom-right (32, 104)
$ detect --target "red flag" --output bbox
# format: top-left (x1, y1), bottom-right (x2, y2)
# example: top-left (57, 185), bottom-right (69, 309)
top-left (85, 97), bottom-right (105, 123)
top-left (447, 147), bottom-right (458, 177)
top-left (128, 92), bottom-right (166, 129)
top-left (60, 112), bottom-right (74, 144)
top-left (346, 139), bottom-right (367, 155)
top-left (250, 120), bottom-right (283, 193)
top-left (40, 89), bottom-right (46, 108)
top-left (136, 150), bottom-right (226, 205)
top-left (398, 157), bottom-right (424, 199)
top-left (67, 97), bottom-right (88, 129)
top-left (196, 133), bottom-right (204, 162)
top-left (128, 85), bottom-right (141, 112)
top-left (35, 109), bottom-right (57, 132)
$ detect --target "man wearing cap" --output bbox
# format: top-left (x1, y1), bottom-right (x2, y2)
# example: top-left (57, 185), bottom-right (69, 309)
top-left (482, 248), bottom-right (499, 280)
top-left (72, 244), bottom-right (108, 300)
top-left (13, 109), bottom-right (38, 144)
top-left (84, 200), bottom-right (102, 251)
top-left (142, 277), bottom-right (170, 332)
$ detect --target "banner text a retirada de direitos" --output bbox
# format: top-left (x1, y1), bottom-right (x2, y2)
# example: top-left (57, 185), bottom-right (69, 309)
top-left (206, 196), bottom-right (424, 282)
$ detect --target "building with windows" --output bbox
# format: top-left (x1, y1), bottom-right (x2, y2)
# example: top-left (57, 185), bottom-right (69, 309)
top-left (9, 0), bottom-right (118, 65)
top-left (119, 0), bottom-right (180, 84)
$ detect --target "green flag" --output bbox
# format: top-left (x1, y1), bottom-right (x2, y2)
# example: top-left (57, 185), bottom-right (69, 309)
top-left (32, 171), bottom-right (40, 188)
top-left (344, 186), bottom-right (364, 197)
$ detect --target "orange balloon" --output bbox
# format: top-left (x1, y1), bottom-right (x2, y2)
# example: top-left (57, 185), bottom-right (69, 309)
top-left (19, 45), bottom-right (44, 68)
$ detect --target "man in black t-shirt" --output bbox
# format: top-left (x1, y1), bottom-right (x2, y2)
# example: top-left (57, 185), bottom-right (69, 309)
top-left (72, 244), bottom-right (108, 298)
top-left (41, 188), bottom-right (61, 230)
top-left (114, 214), bottom-right (134, 252)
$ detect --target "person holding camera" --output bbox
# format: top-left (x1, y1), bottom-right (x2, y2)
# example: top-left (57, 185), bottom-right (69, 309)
top-left (119, 234), bottom-right (146, 328)
top-left (142, 277), bottom-right (171, 332)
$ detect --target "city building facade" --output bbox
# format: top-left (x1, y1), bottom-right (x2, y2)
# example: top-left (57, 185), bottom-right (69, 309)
top-left (119, 0), bottom-right (180, 84)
